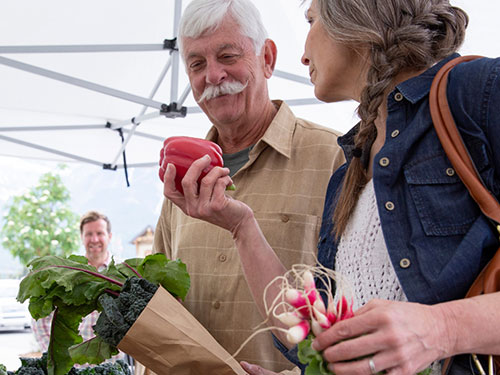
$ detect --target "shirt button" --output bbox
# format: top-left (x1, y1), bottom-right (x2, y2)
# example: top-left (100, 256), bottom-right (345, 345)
top-left (281, 214), bottom-right (290, 223)
top-left (399, 258), bottom-right (411, 269)
top-left (446, 168), bottom-right (455, 177)
top-left (213, 301), bottom-right (221, 309)
top-left (385, 201), bottom-right (395, 211)
top-left (219, 254), bottom-right (227, 262)
top-left (394, 92), bottom-right (404, 102)
top-left (391, 130), bottom-right (400, 138)
top-left (379, 157), bottom-right (390, 167)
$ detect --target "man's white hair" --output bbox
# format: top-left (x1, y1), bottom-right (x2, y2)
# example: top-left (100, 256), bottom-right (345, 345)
top-left (178, 0), bottom-right (268, 57)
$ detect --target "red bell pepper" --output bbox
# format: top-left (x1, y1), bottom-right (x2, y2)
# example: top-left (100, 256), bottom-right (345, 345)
top-left (158, 136), bottom-right (235, 194)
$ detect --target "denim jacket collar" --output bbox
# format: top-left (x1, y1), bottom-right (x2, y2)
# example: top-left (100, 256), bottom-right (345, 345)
top-left (337, 53), bottom-right (461, 163)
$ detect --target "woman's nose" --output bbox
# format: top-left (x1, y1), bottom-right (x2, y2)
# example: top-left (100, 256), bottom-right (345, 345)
top-left (301, 53), bottom-right (310, 66)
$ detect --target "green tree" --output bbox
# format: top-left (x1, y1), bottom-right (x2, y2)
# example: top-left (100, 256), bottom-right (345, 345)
top-left (1, 168), bottom-right (80, 267)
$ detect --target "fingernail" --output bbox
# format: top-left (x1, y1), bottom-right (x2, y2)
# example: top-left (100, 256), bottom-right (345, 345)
top-left (203, 154), bottom-right (210, 160)
top-left (311, 340), bottom-right (319, 351)
top-left (328, 363), bottom-right (335, 372)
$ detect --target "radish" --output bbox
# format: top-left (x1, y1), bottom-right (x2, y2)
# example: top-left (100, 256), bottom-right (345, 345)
top-left (286, 320), bottom-right (310, 344)
top-left (313, 296), bottom-right (326, 315)
top-left (311, 318), bottom-right (324, 337)
top-left (337, 296), bottom-right (354, 320)
top-left (285, 288), bottom-right (311, 318)
top-left (276, 311), bottom-right (303, 327)
top-left (312, 307), bottom-right (331, 329)
top-left (303, 270), bottom-right (316, 292)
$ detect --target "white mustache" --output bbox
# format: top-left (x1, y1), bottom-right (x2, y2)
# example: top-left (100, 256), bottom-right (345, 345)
top-left (197, 80), bottom-right (248, 103)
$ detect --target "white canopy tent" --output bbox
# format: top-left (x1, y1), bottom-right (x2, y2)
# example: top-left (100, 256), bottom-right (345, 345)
top-left (0, 0), bottom-right (340, 179)
top-left (0, 0), bottom-right (498, 178)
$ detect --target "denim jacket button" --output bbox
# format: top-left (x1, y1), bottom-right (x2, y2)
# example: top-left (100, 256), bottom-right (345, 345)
top-left (385, 201), bottom-right (395, 211)
top-left (394, 92), bottom-right (404, 102)
top-left (399, 258), bottom-right (411, 269)
top-left (446, 168), bottom-right (455, 177)
top-left (379, 157), bottom-right (390, 167)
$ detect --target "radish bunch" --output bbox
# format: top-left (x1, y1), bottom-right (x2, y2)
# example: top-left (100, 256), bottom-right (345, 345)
top-left (231, 264), bottom-right (355, 361)
top-left (265, 264), bottom-right (356, 345)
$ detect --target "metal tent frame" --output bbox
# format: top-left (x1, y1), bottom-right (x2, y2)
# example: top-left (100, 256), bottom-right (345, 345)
top-left (0, 0), bottom-right (320, 173)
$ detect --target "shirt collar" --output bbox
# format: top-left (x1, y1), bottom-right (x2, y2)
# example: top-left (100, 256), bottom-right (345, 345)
top-left (338, 53), bottom-right (461, 160)
top-left (206, 100), bottom-right (295, 159)
top-left (394, 53), bottom-right (460, 104)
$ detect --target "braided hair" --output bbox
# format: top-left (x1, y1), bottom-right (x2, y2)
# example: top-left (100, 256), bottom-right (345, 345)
top-left (315, 0), bottom-right (468, 237)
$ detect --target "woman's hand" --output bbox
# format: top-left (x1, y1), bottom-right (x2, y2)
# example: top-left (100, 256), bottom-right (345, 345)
top-left (240, 361), bottom-right (281, 375)
top-left (163, 154), bottom-right (253, 235)
top-left (312, 299), bottom-right (451, 375)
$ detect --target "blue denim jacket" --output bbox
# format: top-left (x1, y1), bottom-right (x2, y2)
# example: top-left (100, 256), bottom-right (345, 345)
top-left (275, 54), bottom-right (500, 372)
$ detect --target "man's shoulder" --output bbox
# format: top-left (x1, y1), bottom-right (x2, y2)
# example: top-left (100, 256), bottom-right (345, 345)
top-left (294, 116), bottom-right (343, 138)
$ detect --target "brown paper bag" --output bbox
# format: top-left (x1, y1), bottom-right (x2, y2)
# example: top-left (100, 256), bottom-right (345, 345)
top-left (117, 286), bottom-right (247, 375)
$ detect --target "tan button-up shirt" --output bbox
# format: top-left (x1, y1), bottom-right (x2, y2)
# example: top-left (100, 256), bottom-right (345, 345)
top-left (153, 101), bottom-right (345, 372)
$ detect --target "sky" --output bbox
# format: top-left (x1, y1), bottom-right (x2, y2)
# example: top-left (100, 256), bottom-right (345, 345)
top-left (0, 1), bottom-right (499, 276)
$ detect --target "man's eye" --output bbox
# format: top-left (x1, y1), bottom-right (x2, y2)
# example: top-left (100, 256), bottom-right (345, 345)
top-left (220, 55), bottom-right (237, 63)
top-left (189, 61), bottom-right (203, 70)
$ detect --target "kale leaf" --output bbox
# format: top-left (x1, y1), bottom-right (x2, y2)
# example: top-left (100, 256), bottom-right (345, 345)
top-left (93, 277), bottom-right (158, 347)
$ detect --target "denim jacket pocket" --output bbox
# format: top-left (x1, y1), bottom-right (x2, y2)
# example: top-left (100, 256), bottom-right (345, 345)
top-left (404, 153), bottom-right (480, 236)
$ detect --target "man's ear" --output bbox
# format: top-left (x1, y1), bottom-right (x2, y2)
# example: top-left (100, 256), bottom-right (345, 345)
top-left (262, 39), bottom-right (277, 78)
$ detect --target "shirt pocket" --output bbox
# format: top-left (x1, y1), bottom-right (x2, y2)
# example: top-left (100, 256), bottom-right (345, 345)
top-left (254, 212), bottom-right (321, 269)
top-left (404, 154), bottom-right (480, 236)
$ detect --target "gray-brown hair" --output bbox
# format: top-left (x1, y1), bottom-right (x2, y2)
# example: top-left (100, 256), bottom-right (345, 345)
top-left (315, 0), bottom-right (468, 236)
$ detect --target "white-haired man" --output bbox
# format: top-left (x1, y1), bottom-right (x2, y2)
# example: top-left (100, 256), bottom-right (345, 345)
top-left (150, 0), bottom-right (345, 373)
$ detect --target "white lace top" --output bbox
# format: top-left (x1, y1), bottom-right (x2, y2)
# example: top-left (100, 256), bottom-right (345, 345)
top-left (335, 179), bottom-right (407, 309)
top-left (335, 180), bottom-right (441, 375)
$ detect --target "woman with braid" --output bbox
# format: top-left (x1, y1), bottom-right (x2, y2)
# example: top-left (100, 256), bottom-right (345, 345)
top-left (161, 0), bottom-right (500, 374)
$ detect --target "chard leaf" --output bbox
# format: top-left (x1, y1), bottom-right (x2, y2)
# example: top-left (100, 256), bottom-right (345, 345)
top-left (47, 303), bottom-right (96, 375)
top-left (68, 254), bottom-right (89, 264)
top-left (68, 336), bottom-right (119, 366)
top-left (123, 258), bottom-right (143, 270)
top-left (100, 260), bottom-right (128, 285)
top-left (138, 254), bottom-right (190, 300)
top-left (17, 255), bottom-right (122, 309)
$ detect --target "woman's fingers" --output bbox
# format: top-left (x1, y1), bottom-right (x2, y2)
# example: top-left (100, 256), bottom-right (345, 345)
top-left (240, 361), bottom-right (280, 375)
top-left (316, 300), bottom-right (446, 375)
top-left (313, 301), bottom-right (385, 353)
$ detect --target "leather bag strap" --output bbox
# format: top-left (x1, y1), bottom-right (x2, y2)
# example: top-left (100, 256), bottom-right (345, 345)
top-left (429, 55), bottom-right (500, 225)
top-left (430, 55), bottom-right (500, 375)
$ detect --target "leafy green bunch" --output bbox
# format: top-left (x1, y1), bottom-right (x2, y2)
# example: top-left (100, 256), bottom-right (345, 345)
top-left (17, 253), bottom-right (190, 375)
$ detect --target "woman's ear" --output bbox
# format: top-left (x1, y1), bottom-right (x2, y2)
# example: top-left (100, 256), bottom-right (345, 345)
top-left (262, 39), bottom-right (278, 78)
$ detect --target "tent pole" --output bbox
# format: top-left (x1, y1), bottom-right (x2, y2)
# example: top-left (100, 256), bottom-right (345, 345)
top-left (170, 0), bottom-right (182, 104)
top-left (108, 46), bottom-right (174, 167)
top-left (0, 56), bottom-right (165, 110)
top-left (0, 134), bottom-right (103, 166)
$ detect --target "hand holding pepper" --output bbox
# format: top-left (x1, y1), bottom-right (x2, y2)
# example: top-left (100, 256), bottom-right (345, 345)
top-left (159, 136), bottom-right (235, 194)
top-left (162, 154), bottom-right (253, 235)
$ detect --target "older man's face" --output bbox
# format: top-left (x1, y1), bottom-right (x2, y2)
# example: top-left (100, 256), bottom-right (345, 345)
top-left (182, 16), bottom-right (270, 127)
